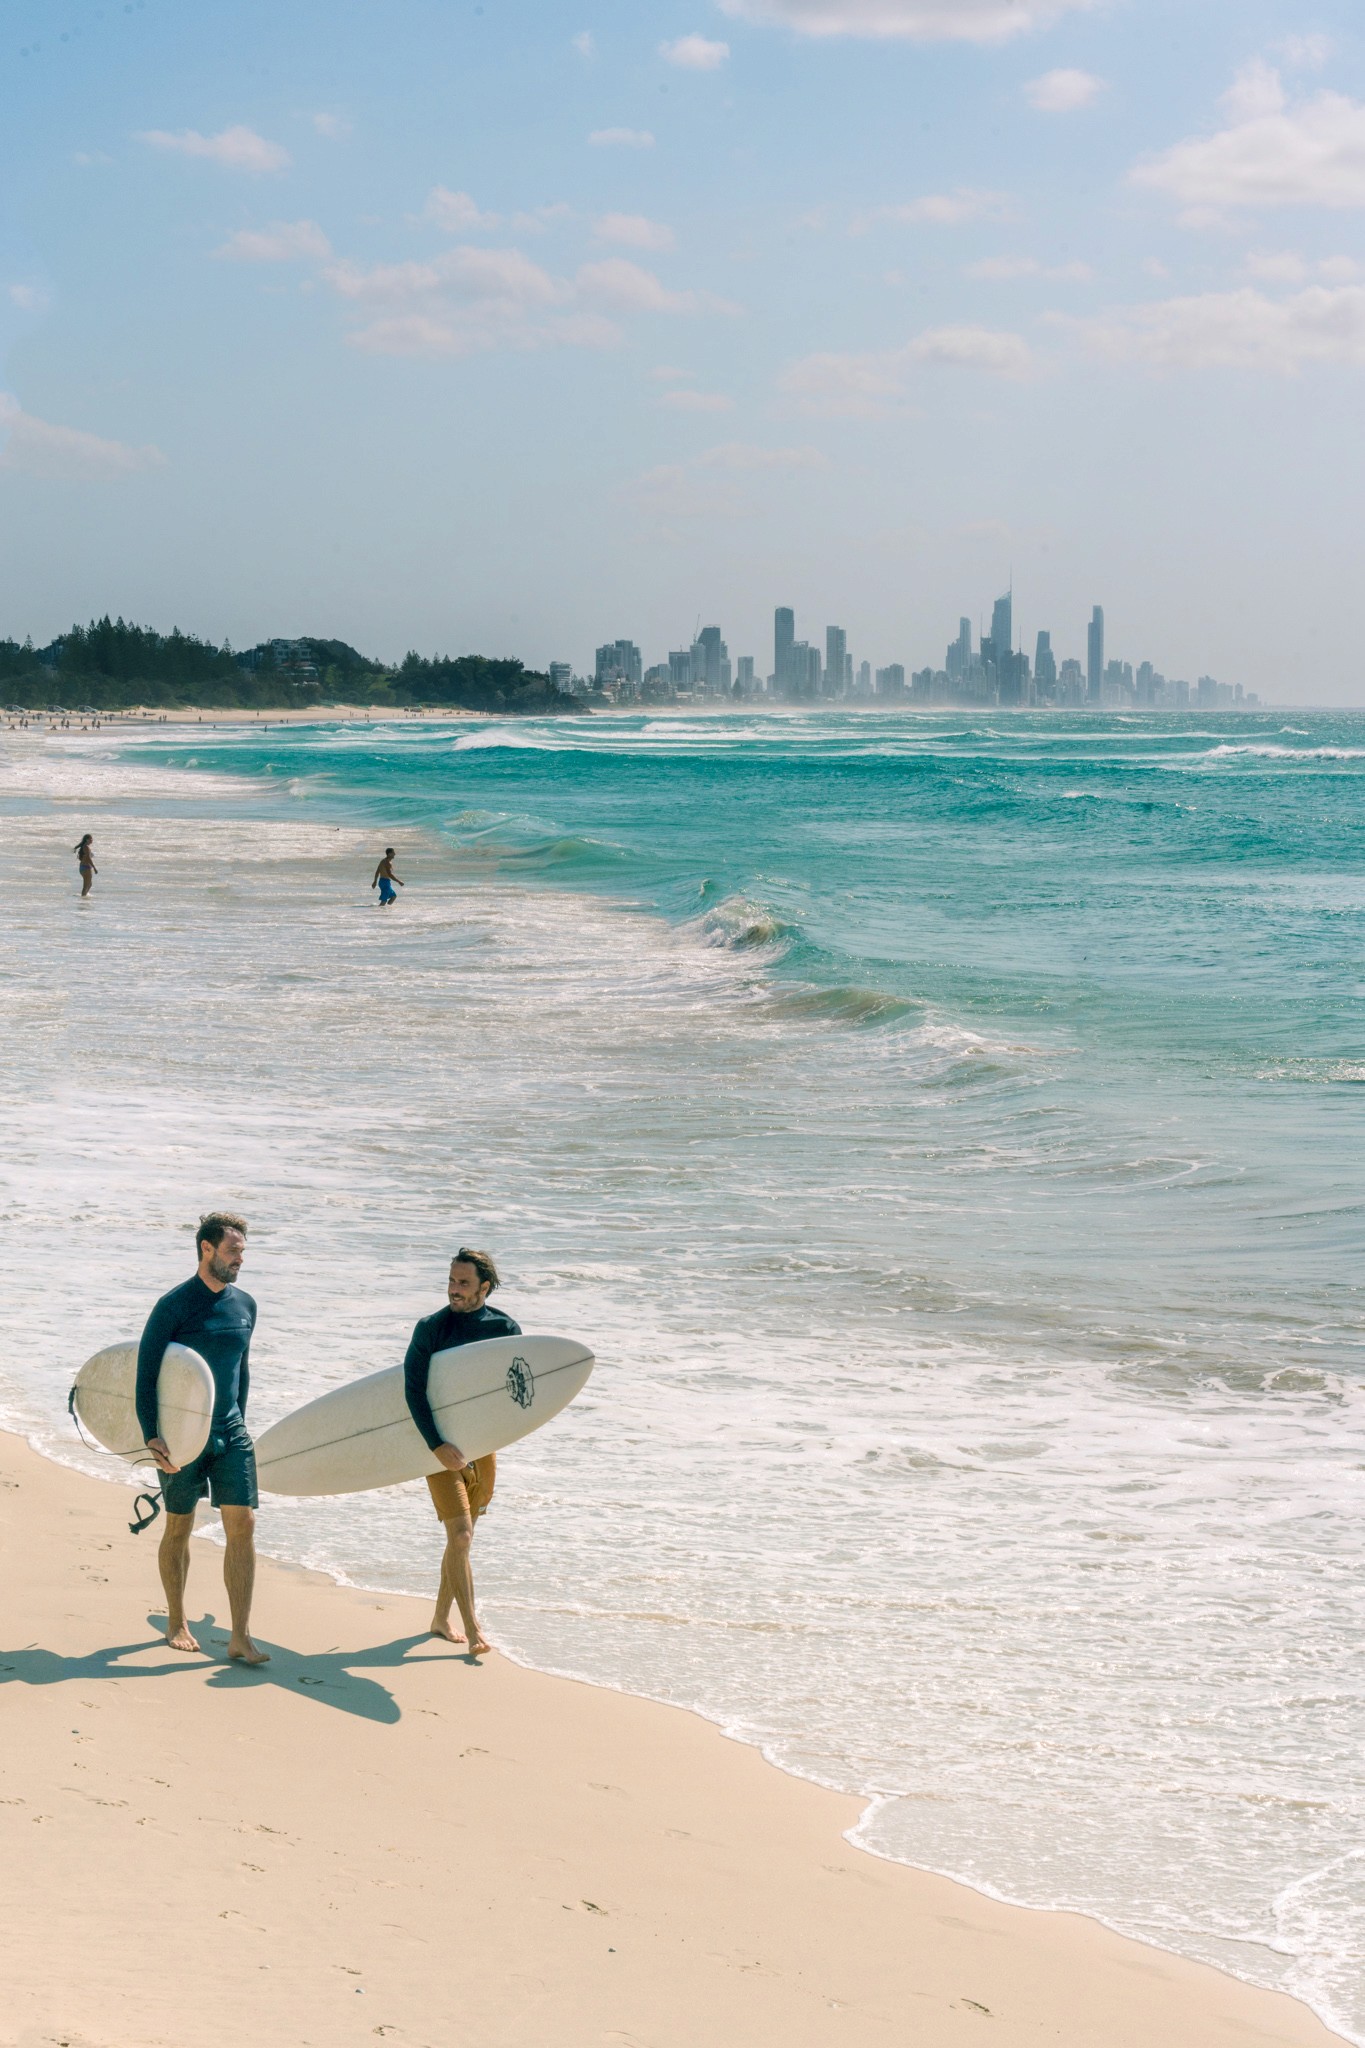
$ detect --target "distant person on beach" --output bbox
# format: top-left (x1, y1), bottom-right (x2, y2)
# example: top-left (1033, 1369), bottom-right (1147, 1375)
top-left (74, 834), bottom-right (96, 897)
top-left (403, 1248), bottom-right (521, 1655)
top-left (136, 1212), bottom-right (268, 1666)
top-left (372, 847), bottom-right (404, 908)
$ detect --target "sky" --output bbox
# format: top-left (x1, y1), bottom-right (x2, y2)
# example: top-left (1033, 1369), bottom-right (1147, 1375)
top-left (2, 0), bottom-right (1364, 700)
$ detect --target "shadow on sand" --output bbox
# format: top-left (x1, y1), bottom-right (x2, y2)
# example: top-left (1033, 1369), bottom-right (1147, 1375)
top-left (0, 1619), bottom-right (487, 1724)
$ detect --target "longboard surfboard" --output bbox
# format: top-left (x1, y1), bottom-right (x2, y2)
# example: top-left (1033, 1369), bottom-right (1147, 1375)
top-left (253, 1334), bottom-right (594, 1498)
top-left (72, 1342), bottom-right (215, 1470)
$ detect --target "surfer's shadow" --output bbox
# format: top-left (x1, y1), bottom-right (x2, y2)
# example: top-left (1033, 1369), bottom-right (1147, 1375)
top-left (0, 1623), bottom-right (446, 1726)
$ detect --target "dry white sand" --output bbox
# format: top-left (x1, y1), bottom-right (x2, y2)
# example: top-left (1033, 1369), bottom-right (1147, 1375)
top-left (0, 1431), bottom-right (1342, 2048)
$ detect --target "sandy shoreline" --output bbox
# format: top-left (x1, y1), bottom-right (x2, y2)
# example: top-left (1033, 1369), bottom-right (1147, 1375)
top-left (4, 702), bottom-right (491, 728)
top-left (0, 1429), bottom-right (1342, 2048)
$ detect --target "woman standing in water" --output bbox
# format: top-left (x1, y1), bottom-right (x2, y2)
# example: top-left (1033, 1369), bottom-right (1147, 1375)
top-left (74, 834), bottom-right (97, 897)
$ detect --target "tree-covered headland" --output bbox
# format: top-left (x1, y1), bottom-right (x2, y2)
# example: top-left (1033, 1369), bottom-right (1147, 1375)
top-left (0, 617), bottom-right (578, 715)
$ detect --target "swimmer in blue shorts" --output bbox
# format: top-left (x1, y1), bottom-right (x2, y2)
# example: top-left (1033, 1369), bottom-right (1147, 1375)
top-left (372, 846), bottom-right (404, 907)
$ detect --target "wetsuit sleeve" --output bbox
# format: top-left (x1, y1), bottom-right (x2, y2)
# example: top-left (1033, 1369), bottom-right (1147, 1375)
top-left (503, 1314), bottom-right (523, 1336)
top-left (135, 1296), bottom-right (177, 1443)
top-left (237, 1309), bottom-right (254, 1422)
top-left (403, 1320), bottom-right (444, 1451)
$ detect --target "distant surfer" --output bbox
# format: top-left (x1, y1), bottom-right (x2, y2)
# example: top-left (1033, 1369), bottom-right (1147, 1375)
top-left (136, 1212), bottom-right (268, 1666)
top-left (74, 834), bottom-right (96, 897)
top-left (372, 847), bottom-right (404, 908)
top-left (403, 1248), bottom-right (521, 1655)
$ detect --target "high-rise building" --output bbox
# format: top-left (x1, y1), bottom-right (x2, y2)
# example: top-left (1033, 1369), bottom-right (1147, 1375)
top-left (825, 625), bottom-right (847, 698)
top-left (595, 640), bottom-right (642, 695)
top-left (946, 617), bottom-right (972, 679)
top-left (1033, 632), bottom-right (1056, 693)
top-left (1086, 606), bottom-right (1104, 704)
top-left (875, 664), bottom-right (906, 697)
top-left (737, 656), bottom-right (755, 694)
top-left (548, 662), bottom-right (572, 694)
top-left (1058, 658), bottom-right (1084, 704)
top-left (991, 592), bottom-right (1012, 660)
top-left (857, 659), bottom-right (872, 696)
top-left (696, 625), bottom-right (727, 696)
top-left (774, 607), bottom-right (795, 696)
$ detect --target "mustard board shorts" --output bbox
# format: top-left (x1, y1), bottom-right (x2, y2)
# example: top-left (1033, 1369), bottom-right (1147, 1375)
top-left (425, 1453), bottom-right (496, 1524)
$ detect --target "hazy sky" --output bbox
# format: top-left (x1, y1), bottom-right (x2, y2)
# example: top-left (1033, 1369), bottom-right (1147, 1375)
top-left (3, 0), bottom-right (1364, 698)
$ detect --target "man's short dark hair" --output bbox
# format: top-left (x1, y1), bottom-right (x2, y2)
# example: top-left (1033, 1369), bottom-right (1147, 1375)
top-left (197, 1211), bottom-right (248, 1254)
top-left (453, 1246), bottom-right (500, 1291)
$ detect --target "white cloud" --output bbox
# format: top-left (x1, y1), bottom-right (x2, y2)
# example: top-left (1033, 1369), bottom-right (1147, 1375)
top-left (965, 255), bottom-right (1093, 280)
top-left (858, 188), bottom-right (1011, 229)
top-left (573, 30), bottom-right (595, 57)
top-left (1277, 33), bottom-right (1331, 71)
top-left (1079, 285), bottom-right (1365, 372)
top-left (632, 440), bottom-right (828, 523)
top-left (594, 213), bottom-right (676, 250)
top-left (780, 324), bottom-right (1031, 415)
top-left (660, 34), bottom-right (730, 69)
top-left (215, 219), bottom-right (332, 263)
top-left (311, 112), bottom-right (352, 139)
top-left (660, 387), bottom-right (735, 411)
top-left (8, 283), bottom-right (50, 312)
top-left (1131, 64), bottom-right (1365, 220)
top-left (137, 124), bottom-right (290, 173)
top-left (423, 187), bottom-right (502, 233)
top-left (577, 257), bottom-right (725, 314)
top-left (0, 394), bottom-right (166, 480)
top-left (589, 128), bottom-right (655, 148)
top-left (324, 244), bottom-right (724, 357)
top-left (650, 364), bottom-right (696, 381)
top-left (1025, 67), bottom-right (1104, 112)
top-left (715, 0), bottom-right (1092, 42)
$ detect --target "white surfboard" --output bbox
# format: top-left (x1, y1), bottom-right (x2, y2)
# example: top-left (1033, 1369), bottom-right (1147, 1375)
top-left (254, 1334), bottom-right (594, 1498)
top-left (71, 1341), bottom-right (215, 1470)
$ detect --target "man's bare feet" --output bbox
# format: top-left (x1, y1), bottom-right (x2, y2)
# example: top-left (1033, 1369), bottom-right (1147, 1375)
top-left (166, 1621), bottom-right (203, 1653)
top-left (430, 1617), bottom-right (465, 1644)
top-left (227, 1637), bottom-right (270, 1666)
top-left (466, 1632), bottom-right (492, 1657)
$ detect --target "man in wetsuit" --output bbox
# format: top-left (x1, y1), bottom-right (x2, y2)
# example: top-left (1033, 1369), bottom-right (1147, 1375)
top-left (136, 1211), bottom-right (268, 1665)
top-left (403, 1247), bottom-right (520, 1656)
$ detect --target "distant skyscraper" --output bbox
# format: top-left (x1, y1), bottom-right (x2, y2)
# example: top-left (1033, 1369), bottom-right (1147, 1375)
top-left (946, 617), bottom-right (971, 679)
top-left (1034, 631), bottom-right (1056, 692)
top-left (1086, 606), bottom-right (1104, 704)
top-left (595, 640), bottom-right (642, 694)
top-left (991, 592), bottom-right (1012, 660)
top-left (825, 625), bottom-right (847, 698)
top-left (774, 607), bottom-right (794, 695)
top-left (697, 624), bottom-right (726, 695)
top-left (548, 661), bottom-right (572, 693)
top-left (737, 655), bottom-right (755, 694)
top-left (857, 659), bottom-right (871, 696)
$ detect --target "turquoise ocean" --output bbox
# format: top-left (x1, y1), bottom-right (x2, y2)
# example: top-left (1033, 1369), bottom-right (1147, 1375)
top-left (2, 708), bottom-right (1363, 2037)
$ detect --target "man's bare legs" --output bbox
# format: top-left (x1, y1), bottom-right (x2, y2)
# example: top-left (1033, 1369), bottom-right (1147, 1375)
top-left (158, 1511), bottom-right (201, 1652)
top-left (221, 1505), bottom-right (269, 1665)
top-left (155, 1505), bottom-right (268, 1663)
top-left (432, 1482), bottom-right (490, 1654)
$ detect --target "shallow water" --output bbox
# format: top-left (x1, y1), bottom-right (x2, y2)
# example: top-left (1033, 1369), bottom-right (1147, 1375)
top-left (2, 708), bottom-right (1362, 2040)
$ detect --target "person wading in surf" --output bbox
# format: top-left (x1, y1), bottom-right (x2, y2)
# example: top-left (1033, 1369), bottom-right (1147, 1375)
top-left (136, 1212), bottom-right (268, 1665)
top-left (74, 834), bottom-right (96, 897)
top-left (403, 1248), bottom-right (520, 1656)
top-left (372, 846), bottom-right (403, 907)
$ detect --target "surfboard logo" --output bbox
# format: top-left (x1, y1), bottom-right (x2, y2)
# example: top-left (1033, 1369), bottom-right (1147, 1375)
top-left (506, 1356), bottom-right (535, 1410)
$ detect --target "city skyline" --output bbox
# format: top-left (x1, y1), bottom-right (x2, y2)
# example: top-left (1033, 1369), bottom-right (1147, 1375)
top-left (582, 590), bottom-right (1258, 708)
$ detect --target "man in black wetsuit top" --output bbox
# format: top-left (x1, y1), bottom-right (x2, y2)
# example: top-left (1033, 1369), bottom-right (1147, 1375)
top-left (403, 1246), bottom-right (520, 1655)
top-left (136, 1211), bottom-right (268, 1665)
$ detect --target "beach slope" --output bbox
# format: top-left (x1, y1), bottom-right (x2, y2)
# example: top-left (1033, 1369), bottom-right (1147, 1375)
top-left (0, 1432), bottom-right (1340, 2048)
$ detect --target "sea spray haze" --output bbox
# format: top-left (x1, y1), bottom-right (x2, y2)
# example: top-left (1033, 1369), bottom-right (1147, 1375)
top-left (2, 708), bottom-right (1363, 2041)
